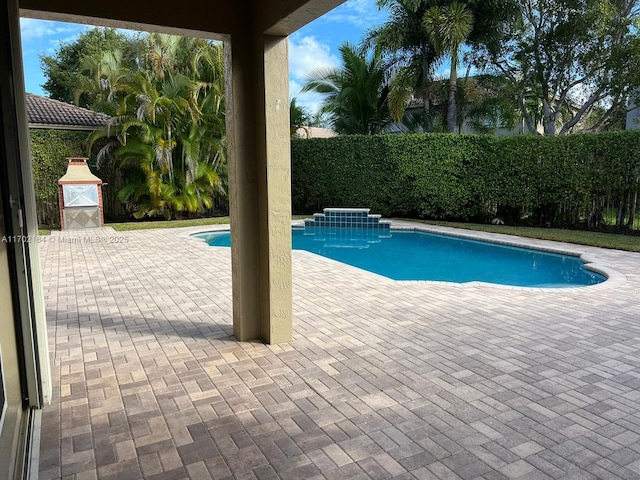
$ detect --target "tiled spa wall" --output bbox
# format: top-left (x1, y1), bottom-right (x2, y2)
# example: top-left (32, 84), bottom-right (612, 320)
top-left (304, 208), bottom-right (391, 230)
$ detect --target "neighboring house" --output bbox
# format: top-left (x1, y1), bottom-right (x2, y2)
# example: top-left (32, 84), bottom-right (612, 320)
top-left (25, 92), bottom-right (109, 130)
top-left (295, 126), bottom-right (338, 138)
top-left (386, 94), bottom-right (542, 136)
top-left (384, 75), bottom-right (602, 136)
top-left (627, 89), bottom-right (640, 130)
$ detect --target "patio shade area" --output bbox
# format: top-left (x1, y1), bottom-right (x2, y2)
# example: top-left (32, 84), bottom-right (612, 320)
top-left (39, 224), bottom-right (640, 479)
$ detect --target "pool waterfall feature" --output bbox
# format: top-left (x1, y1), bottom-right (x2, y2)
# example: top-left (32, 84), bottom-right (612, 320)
top-left (303, 208), bottom-right (393, 247)
top-left (304, 208), bottom-right (391, 230)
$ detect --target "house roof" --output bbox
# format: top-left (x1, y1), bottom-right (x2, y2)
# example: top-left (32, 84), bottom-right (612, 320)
top-left (25, 93), bottom-right (110, 130)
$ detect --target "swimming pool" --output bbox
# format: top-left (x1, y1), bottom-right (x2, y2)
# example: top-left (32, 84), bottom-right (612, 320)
top-left (193, 227), bottom-right (606, 287)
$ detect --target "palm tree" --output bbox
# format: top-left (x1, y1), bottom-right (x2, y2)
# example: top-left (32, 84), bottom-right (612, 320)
top-left (290, 98), bottom-right (312, 136)
top-left (88, 34), bottom-right (227, 219)
top-left (76, 49), bottom-right (132, 116)
top-left (302, 42), bottom-right (390, 135)
top-left (424, 2), bottom-right (473, 133)
top-left (367, 0), bottom-right (519, 132)
top-left (364, 0), bottom-right (440, 131)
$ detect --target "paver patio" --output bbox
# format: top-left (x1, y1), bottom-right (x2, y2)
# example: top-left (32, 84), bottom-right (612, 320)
top-left (38, 222), bottom-right (640, 480)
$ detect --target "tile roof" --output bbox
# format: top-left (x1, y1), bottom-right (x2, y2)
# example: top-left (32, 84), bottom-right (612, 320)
top-left (25, 93), bottom-right (110, 129)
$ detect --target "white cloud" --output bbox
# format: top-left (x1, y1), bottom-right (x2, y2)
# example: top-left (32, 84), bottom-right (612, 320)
top-left (287, 0), bottom-right (389, 115)
top-left (19, 18), bottom-right (82, 40)
top-left (323, 0), bottom-right (388, 28)
top-left (20, 19), bottom-right (136, 46)
top-left (289, 35), bottom-right (340, 80)
top-left (345, 0), bottom-right (377, 14)
top-left (288, 36), bottom-right (340, 114)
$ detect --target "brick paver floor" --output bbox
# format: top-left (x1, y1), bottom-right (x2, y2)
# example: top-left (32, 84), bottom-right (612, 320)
top-left (38, 222), bottom-right (640, 479)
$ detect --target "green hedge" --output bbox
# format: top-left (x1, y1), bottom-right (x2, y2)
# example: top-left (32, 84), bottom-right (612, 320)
top-left (30, 129), bottom-right (87, 226)
top-left (489, 132), bottom-right (640, 226)
top-left (292, 131), bottom-right (640, 229)
top-left (292, 136), bottom-right (400, 217)
top-left (291, 134), bottom-right (492, 218)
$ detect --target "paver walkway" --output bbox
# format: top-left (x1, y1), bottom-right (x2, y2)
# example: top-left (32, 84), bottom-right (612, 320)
top-left (38, 222), bottom-right (640, 479)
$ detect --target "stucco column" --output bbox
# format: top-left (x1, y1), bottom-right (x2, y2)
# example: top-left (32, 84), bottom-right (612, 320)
top-left (225, 34), bottom-right (292, 344)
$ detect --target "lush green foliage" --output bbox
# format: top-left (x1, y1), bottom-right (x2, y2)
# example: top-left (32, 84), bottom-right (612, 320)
top-left (304, 0), bottom-right (638, 136)
top-left (302, 43), bottom-right (391, 135)
top-left (30, 130), bottom-right (86, 226)
top-left (365, 0), bottom-right (518, 132)
top-left (41, 28), bottom-right (138, 107)
top-left (83, 34), bottom-right (227, 220)
top-left (292, 130), bottom-right (640, 229)
top-left (292, 133), bottom-right (491, 218)
top-left (491, 131), bottom-right (640, 227)
top-left (477, 0), bottom-right (640, 135)
top-left (365, 0), bottom-right (440, 130)
top-left (43, 30), bottom-right (227, 220)
top-left (424, 2), bottom-right (473, 132)
top-left (290, 98), bottom-right (312, 136)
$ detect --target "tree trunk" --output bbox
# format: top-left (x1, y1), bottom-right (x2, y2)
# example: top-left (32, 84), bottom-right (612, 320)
top-left (421, 54), bottom-right (431, 132)
top-left (626, 189), bottom-right (637, 230)
top-left (558, 86), bottom-right (607, 135)
top-left (518, 92), bottom-right (536, 134)
top-left (616, 190), bottom-right (627, 230)
top-left (422, 90), bottom-right (430, 132)
top-left (542, 98), bottom-right (556, 135)
top-left (447, 57), bottom-right (457, 133)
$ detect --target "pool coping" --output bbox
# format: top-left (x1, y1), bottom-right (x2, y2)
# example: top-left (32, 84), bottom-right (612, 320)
top-left (184, 220), bottom-right (627, 291)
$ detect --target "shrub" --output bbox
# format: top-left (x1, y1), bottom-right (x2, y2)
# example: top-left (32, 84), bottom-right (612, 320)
top-left (292, 130), bottom-right (640, 229)
top-left (30, 130), bottom-right (87, 227)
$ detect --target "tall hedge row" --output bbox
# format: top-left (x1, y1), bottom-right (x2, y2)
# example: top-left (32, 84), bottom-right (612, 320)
top-left (486, 132), bottom-right (640, 227)
top-left (291, 134), bottom-right (493, 218)
top-left (292, 131), bottom-right (640, 228)
top-left (30, 130), bottom-right (87, 226)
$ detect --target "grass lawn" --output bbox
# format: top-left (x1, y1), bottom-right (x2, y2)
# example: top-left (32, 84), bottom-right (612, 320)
top-left (407, 219), bottom-right (640, 253)
top-left (108, 217), bottom-right (231, 231)
top-left (107, 215), bottom-right (310, 231)
top-left (40, 216), bottom-right (640, 253)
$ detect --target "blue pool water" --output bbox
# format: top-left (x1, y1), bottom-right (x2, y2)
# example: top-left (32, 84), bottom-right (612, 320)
top-left (194, 228), bottom-right (606, 287)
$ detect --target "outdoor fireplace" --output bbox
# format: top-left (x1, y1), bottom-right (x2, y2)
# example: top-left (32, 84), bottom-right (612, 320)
top-left (58, 157), bottom-right (104, 229)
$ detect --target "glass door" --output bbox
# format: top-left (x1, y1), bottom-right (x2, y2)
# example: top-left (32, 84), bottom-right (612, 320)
top-left (0, 188), bottom-right (30, 479)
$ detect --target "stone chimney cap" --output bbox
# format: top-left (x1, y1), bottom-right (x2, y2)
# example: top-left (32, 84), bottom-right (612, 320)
top-left (58, 157), bottom-right (102, 184)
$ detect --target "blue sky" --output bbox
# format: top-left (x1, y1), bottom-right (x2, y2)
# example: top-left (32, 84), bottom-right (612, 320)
top-left (19, 0), bottom-right (389, 114)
